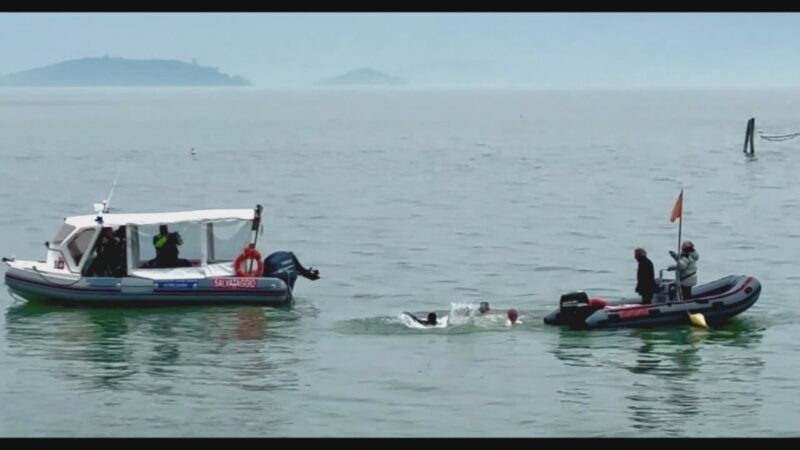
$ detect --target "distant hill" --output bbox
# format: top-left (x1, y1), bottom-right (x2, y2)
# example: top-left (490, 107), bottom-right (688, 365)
top-left (318, 68), bottom-right (407, 86)
top-left (0, 56), bottom-right (250, 87)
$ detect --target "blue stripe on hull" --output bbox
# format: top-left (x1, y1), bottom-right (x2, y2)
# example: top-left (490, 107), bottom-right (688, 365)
top-left (5, 273), bottom-right (291, 307)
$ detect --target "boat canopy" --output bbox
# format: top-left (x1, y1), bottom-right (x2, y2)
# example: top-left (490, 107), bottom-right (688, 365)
top-left (64, 209), bottom-right (255, 228)
top-left (40, 208), bottom-right (259, 275)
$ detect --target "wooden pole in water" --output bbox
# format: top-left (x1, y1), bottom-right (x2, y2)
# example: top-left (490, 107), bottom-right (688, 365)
top-left (742, 118), bottom-right (750, 154)
top-left (743, 118), bottom-right (755, 156)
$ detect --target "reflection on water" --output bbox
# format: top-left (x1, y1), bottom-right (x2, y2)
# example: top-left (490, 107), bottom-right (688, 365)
top-left (630, 321), bottom-right (764, 436)
top-left (626, 327), bottom-right (705, 436)
top-left (4, 301), bottom-right (302, 394)
top-left (236, 308), bottom-right (268, 341)
top-left (548, 319), bottom-right (766, 436)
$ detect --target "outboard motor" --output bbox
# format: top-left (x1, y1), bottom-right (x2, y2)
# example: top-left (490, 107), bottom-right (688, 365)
top-left (263, 251), bottom-right (299, 290)
top-left (552, 291), bottom-right (602, 329)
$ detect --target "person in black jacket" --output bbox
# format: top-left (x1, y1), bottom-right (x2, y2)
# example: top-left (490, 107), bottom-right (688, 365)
top-left (634, 247), bottom-right (656, 304)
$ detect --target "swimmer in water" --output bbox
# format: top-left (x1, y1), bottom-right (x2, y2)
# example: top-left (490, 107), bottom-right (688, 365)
top-left (404, 312), bottom-right (437, 326)
top-left (507, 308), bottom-right (519, 324)
top-left (478, 301), bottom-right (492, 314)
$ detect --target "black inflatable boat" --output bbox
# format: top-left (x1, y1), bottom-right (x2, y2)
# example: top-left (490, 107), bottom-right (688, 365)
top-left (544, 273), bottom-right (761, 330)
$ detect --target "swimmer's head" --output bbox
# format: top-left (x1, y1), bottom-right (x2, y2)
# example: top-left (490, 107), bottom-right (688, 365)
top-left (479, 301), bottom-right (490, 314)
top-left (507, 308), bottom-right (519, 324)
top-left (427, 312), bottom-right (437, 325)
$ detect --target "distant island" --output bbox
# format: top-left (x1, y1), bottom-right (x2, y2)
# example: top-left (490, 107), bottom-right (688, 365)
top-left (318, 68), bottom-right (407, 86)
top-left (0, 56), bottom-right (250, 87)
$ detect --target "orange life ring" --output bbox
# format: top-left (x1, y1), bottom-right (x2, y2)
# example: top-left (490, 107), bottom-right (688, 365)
top-left (234, 247), bottom-right (263, 278)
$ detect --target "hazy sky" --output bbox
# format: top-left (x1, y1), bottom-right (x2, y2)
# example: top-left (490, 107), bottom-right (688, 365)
top-left (1, 13), bottom-right (799, 88)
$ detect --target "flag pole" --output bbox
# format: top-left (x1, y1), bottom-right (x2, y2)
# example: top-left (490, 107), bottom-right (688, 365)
top-left (671, 189), bottom-right (705, 325)
top-left (676, 190), bottom-right (683, 301)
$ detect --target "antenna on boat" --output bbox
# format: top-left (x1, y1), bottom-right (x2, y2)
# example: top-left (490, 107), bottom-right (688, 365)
top-left (104, 166), bottom-right (121, 213)
top-left (94, 166), bottom-right (121, 224)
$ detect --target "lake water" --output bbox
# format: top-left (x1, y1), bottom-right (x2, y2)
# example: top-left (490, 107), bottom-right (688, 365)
top-left (0, 88), bottom-right (799, 436)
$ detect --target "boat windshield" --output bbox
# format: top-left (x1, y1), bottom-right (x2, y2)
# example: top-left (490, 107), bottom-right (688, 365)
top-left (51, 223), bottom-right (76, 246)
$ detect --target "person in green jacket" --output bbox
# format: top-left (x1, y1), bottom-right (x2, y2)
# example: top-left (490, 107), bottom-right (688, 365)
top-left (152, 225), bottom-right (186, 268)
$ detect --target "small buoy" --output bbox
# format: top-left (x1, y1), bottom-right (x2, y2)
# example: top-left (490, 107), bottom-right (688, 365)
top-left (688, 312), bottom-right (709, 329)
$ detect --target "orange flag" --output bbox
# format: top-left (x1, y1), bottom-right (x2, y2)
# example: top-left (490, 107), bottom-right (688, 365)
top-left (670, 190), bottom-right (683, 223)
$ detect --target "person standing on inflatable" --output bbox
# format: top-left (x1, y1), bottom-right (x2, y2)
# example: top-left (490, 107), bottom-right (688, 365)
top-left (634, 248), bottom-right (656, 304)
top-left (668, 240), bottom-right (699, 300)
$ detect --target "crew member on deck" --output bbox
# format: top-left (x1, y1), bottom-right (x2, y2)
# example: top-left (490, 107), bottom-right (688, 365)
top-left (150, 225), bottom-right (190, 268)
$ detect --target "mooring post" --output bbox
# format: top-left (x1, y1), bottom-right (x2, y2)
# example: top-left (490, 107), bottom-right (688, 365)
top-left (743, 117), bottom-right (755, 155)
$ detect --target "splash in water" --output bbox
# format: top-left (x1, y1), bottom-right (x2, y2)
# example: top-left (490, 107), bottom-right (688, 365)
top-left (398, 302), bottom-right (522, 330)
top-left (398, 312), bottom-right (450, 329)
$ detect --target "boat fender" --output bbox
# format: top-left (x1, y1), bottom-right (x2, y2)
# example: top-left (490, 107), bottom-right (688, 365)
top-left (589, 297), bottom-right (608, 308)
